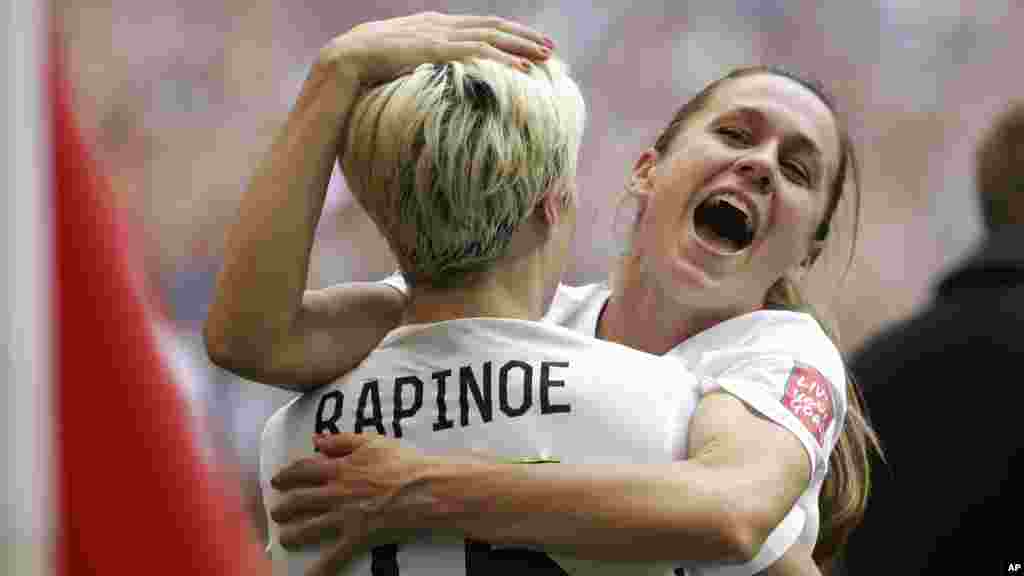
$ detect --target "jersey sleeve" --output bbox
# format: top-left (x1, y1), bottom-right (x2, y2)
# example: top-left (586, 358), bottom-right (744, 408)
top-left (698, 353), bottom-right (846, 478)
top-left (379, 270), bottom-right (409, 295)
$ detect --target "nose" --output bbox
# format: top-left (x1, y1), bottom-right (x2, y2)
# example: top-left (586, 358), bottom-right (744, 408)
top-left (735, 156), bottom-right (774, 194)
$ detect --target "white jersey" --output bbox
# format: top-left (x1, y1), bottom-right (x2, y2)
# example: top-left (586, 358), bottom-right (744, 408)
top-left (544, 283), bottom-right (848, 575)
top-left (261, 317), bottom-right (700, 576)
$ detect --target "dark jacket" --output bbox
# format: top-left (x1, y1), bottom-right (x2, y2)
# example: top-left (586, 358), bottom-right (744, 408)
top-left (841, 227), bottom-right (1024, 574)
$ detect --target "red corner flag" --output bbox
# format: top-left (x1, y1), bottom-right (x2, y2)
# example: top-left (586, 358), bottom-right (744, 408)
top-left (52, 29), bottom-right (269, 576)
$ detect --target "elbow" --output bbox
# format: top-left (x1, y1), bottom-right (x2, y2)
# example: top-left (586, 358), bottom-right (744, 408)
top-left (202, 316), bottom-right (262, 378)
top-left (202, 320), bottom-right (330, 391)
top-left (203, 319), bottom-right (241, 373)
top-left (716, 496), bottom-right (777, 564)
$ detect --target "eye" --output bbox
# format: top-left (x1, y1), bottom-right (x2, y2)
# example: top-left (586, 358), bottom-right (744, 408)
top-left (782, 159), bottom-right (810, 186)
top-left (715, 126), bottom-right (752, 147)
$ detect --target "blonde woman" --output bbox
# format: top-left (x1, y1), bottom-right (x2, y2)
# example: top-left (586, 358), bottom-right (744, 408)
top-left (258, 44), bottom-right (705, 576)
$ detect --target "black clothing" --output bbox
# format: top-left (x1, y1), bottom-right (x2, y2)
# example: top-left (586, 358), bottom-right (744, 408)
top-left (842, 227), bottom-right (1024, 574)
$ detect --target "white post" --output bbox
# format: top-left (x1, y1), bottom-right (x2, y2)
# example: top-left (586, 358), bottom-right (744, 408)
top-left (2, 0), bottom-right (52, 574)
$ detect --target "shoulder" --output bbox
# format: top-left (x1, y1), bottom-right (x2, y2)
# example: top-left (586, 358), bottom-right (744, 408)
top-left (725, 310), bottom-right (847, 414)
top-left (690, 311), bottom-right (847, 472)
top-left (392, 317), bottom-right (657, 359)
top-left (377, 318), bottom-right (693, 390)
top-left (751, 311), bottom-right (844, 374)
top-left (691, 310), bottom-right (844, 384)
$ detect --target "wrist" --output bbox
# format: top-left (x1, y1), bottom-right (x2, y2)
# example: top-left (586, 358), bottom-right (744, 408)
top-left (293, 48), bottom-right (362, 127)
top-left (313, 37), bottom-right (366, 89)
top-left (410, 456), bottom-right (498, 529)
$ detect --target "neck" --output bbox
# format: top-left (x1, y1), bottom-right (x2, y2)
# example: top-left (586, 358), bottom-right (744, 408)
top-left (598, 257), bottom-right (755, 355)
top-left (403, 255), bottom-right (548, 326)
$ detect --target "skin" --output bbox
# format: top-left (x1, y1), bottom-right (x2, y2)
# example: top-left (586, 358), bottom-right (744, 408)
top-left (205, 12), bottom-right (838, 576)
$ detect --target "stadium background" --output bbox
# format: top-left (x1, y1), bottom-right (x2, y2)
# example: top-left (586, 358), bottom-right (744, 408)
top-left (55, 0), bottom-right (1024, 545)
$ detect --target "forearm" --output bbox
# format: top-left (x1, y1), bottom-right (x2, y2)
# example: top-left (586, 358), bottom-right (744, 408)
top-left (406, 393), bottom-right (812, 567)
top-left (204, 63), bottom-right (359, 384)
top-left (415, 458), bottom-right (757, 564)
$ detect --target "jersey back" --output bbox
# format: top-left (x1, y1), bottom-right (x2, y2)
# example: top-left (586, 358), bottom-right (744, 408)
top-left (261, 318), bottom-right (700, 576)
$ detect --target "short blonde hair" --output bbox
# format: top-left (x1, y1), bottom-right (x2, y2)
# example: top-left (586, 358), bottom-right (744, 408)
top-left (342, 57), bottom-right (585, 287)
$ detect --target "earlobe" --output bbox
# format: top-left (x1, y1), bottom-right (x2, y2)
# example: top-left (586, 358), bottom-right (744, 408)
top-left (628, 148), bottom-right (659, 219)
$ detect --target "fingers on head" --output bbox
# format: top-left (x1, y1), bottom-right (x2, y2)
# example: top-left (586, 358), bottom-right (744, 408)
top-left (447, 13), bottom-right (548, 47)
top-left (416, 12), bottom-right (550, 69)
top-left (448, 28), bottom-right (549, 61)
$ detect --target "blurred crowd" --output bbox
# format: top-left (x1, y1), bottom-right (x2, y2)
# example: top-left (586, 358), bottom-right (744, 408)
top-left (57, 0), bottom-right (1024, 544)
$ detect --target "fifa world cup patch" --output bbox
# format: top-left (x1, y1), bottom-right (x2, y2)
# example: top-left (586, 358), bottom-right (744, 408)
top-left (782, 363), bottom-right (834, 446)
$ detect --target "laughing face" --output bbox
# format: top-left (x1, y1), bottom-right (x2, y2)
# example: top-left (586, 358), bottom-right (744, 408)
top-left (629, 73), bottom-right (841, 316)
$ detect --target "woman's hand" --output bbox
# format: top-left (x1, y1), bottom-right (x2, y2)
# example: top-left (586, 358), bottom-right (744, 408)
top-left (313, 12), bottom-right (553, 93)
top-left (270, 433), bottom-right (450, 576)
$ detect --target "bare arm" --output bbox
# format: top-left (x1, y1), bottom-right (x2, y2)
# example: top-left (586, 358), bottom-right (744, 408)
top-left (420, 392), bottom-right (808, 561)
top-left (203, 13), bottom-right (551, 390)
top-left (270, 391), bottom-right (810, 572)
top-left (203, 44), bottom-right (391, 390)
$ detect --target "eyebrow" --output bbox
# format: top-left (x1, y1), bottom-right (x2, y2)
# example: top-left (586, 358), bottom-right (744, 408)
top-left (724, 106), bottom-right (826, 183)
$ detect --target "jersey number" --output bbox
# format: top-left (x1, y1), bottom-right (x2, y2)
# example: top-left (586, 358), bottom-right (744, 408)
top-left (371, 541), bottom-right (567, 575)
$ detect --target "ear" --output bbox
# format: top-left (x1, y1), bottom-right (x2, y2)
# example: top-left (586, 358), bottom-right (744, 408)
top-left (537, 185), bottom-right (567, 230)
top-left (629, 148), bottom-right (659, 215)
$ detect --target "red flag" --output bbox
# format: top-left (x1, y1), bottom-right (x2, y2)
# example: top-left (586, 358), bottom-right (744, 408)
top-left (52, 28), bottom-right (269, 576)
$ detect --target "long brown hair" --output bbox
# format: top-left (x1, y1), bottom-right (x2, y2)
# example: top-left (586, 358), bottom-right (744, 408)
top-left (651, 66), bottom-right (882, 571)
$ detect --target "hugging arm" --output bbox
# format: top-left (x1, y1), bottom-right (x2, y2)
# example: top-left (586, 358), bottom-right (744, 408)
top-left (203, 13), bottom-right (551, 390)
top-left (270, 391), bottom-right (811, 575)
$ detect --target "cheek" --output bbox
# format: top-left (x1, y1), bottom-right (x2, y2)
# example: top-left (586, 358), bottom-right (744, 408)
top-left (771, 190), bottom-right (821, 251)
top-left (665, 140), bottom-right (721, 184)
top-left (631, 204), bottom-right (679, 266)
top-left (633, 207), bottom-right (669, 254)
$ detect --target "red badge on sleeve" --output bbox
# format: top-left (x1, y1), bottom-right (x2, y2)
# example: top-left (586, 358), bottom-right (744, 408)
top-left (782, 363), bottom-right (834, 446)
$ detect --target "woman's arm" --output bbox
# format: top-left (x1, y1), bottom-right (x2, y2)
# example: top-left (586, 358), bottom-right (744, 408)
top-left (203, 13), bottom-right (552, 390)
top-left (270, 391), bottom-right (810, 573)
top-left (203, 37), bottom-right (392, 390)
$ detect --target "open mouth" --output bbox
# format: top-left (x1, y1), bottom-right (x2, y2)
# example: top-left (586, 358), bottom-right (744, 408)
top-left (693, 193), bottom-right (755, 254)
